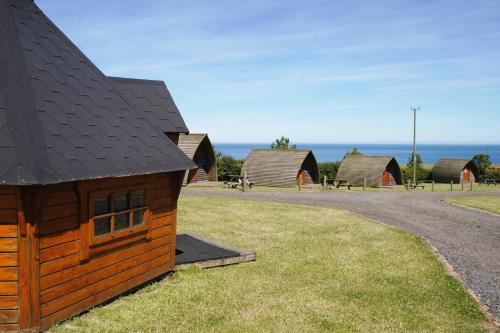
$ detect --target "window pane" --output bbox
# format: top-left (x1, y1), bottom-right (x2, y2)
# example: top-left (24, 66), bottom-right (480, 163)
top-left (131, 191), bottom-right (145, 208)
top-left (113, 194), bottom-right (128, 212)
top-left (115, 213), bottom-right (130, 231)
top-left (94, 197), bottom-right (109, 216)
top-left (94, 217), bottom-right (111, 237)
top-left (133, 209), bottom-right (146, 226)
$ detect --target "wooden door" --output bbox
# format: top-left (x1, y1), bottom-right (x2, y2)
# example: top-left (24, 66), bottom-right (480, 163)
top-left (298, 170), bottom-right (305, 186)
top-left (382, 171), bottom-right (390, 186)
top-left (463, 169), bottom-right (470, 183)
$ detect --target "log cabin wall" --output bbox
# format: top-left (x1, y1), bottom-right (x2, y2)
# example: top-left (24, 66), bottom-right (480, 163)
top-left (0, 187), bottom-right (19, 332)
top-left (33, 172), bottom-right (183, 330)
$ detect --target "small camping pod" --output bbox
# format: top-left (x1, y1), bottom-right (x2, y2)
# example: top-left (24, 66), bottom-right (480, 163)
top-left (241, 149), bottom-right (320, 186)
top-left (336, 156), bottom-right (402, 187)
top-left (109, 76), bottom-right (189, 144)
top-left (0, 0), bottom-right (196, 330)
top-left (431, 158), bottom-right (479, 183)
top-left (178, 134), bottom-right (218, 183)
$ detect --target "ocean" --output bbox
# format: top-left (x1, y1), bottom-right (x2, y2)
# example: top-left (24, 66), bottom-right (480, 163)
top-left (212, 143), bottom-right (500, 164)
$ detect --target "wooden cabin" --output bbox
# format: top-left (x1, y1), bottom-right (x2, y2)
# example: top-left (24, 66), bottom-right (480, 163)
top-left (241, 149), bottom-right (320, 187)
top-left (108, 76), bottom-right (189, 145)
top-left (336, 156), bottom-right (402, 187)
top-left (431, 158), bottom-right (479, 183)
top-left (0, 0), bottom-right (195, 331)
top-left (178, 134), bottom-right (218, 184)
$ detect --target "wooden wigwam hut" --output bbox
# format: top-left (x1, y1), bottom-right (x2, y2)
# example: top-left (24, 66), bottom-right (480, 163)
top-left (108, 77), bottom-right (189, 145)
top-left (0, 0), bottom-right (195, 331)
top-left (178, 134), bottom-right (217, 184)
top-left (431, 158), bottom-right (479, 183)
top-left (336, 156), bottom-right (402, 187)
top-left (241, 149), bottom-right (320, 186)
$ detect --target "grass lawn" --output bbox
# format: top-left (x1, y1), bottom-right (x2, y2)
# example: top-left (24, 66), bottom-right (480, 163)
top-left (51, 196), bottom-right (489, 332)
top-left (446, 195), bottom-right (500, 215)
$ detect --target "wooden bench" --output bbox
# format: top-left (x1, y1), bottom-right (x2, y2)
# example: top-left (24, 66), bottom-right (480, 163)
top-left (480, 179), bottom-right (497, 186)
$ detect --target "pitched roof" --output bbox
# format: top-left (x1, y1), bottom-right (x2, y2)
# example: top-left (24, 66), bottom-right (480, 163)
top-left (431, 158), bottom-right (477, 183)
top-left (336, 155), bottom-right (401, 186)
top-left (0, 0), bottom-right (195, 185)
top-left (108, 77), bottom-right (189, 134)
top-left (178, 134), bottom-right (212, 158)
top-left (178, 133), bottom-right (217, 183)
top-left (241, 149), bottom-right (319, 186)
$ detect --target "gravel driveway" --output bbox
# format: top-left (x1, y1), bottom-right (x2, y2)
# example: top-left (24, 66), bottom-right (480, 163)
top-left (182, 188), bottom-right (500, 322)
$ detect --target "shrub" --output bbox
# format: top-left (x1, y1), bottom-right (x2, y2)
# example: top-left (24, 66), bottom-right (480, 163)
top-left (401, 166), bottom-right (431, 182)
top-left (484, 169), bottom-right (500, 181)
top-left (215, 152), bottom-right (242, 181)
top-left (318, 161), bottom-right (341, 181)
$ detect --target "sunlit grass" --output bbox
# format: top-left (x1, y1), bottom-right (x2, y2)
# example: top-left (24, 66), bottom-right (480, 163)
top-left (446, 195), bottom-right (500, 215)
top-left (51, 196), bottom-right (489, 332)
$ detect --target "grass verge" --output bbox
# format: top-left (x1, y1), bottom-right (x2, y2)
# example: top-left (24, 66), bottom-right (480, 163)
top-left (50, 196), bottom-right (489, 332)
top-left (446, 195), bottom-right (500, 215)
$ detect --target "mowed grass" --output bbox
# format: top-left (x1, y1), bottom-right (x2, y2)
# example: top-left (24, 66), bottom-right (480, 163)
top-left (51, 196), bottom-right (488, 333)
top-left (447, 195), bottom-right (500, 215)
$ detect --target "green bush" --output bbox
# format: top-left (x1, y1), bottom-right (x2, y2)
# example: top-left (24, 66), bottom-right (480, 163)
top-left (318, 162), bottom-right (341, 181)
top-left (484, 169), bottom-right (500, 181)
top-left (401, 167), bottom-right (431, 182)
top-left (215, 152), bottom-right (242, 181)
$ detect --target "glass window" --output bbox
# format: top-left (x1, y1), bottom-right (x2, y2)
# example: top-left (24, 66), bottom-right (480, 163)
top-left (113, 194), bottom-right (128, 212)
top-left (94, 197), bottom-right (109, 216)
top-left (91, 188), bottom-right (148, 241)
top-left (115, 212), bottom-right (130, 231)
top-left (94, 217), bottom-right (111, 237)
top-left (133, 209), bottom-right (146, 226)
top-left (131, 191), bottom-right (145, 208)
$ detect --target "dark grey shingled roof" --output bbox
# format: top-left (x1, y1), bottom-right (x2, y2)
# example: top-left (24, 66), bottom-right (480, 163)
top-left (108, 77), bottom-right (189, 134)
top-left (0, 0), bottom-right (195, 185)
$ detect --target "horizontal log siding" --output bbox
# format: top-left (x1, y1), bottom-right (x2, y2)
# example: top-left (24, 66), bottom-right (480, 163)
top-left (0, 187), bottom-right (19, 331)
top-left (38, 174), bottom-right (178, 329)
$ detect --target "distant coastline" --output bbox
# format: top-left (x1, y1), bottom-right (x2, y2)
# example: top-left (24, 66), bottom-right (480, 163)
top-left (213, 143), bottom-right (500, 164)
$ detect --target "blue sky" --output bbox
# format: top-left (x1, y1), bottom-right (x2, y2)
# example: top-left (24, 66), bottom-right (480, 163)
top-left (37, 0), bottom-right (500, 144)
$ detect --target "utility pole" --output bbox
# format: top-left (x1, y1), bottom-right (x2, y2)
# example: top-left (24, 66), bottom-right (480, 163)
top-left (411, 106), bottom-right (420, 185)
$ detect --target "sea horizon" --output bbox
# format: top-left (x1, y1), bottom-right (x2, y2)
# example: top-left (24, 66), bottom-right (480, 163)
top-left (213, 143), bottom-right (500, 164)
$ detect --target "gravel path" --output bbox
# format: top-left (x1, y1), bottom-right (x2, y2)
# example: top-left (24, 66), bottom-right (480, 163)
top-left (182, 188), bottom-right (500, 322)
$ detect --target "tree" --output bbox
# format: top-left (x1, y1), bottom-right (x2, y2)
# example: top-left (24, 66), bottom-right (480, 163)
top-left (318, 161), bottom-right (341, 181)
top-left (343, 147), bottom-right (363, 159)
top-left (472, 153), bottom-right (492, 179)
top-left (215, 151), bottom-right (242, 181)
top-left (407, 153), bottom-right (423, 168)
top-left (271, 137), bottom-right (296, 150)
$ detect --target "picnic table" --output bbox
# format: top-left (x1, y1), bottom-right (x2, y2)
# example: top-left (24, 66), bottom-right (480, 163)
top-left (480, 179), bottom-right (497, 186)
top-left (407, 181), bottom-right (425, 189)
top-left (333, 179), bottom-right (352, 190)
top-left (223, 175), bottom-right (254, 189)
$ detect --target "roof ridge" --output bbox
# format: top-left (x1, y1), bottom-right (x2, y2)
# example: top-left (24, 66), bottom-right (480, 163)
top-left (0, 0), bottom-right (52, 184)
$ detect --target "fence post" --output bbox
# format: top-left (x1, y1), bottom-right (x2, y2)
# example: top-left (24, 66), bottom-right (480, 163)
top-left (407, 179), bottom-right (410, 191)
top-left (432, 180), bottom-right (434, 192)
top-left (363, 178), bottom-right (367, 191)
top-left (461, 179), bottom-right (464, 191)
top-left (450, 180), bottom-right (453, 191)
top-left (243, 171), bottom-right (247, 192)
top-left (470, 180), bottom-right (473, 191)
top-left (323, 175), bottom-right (327, 191)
